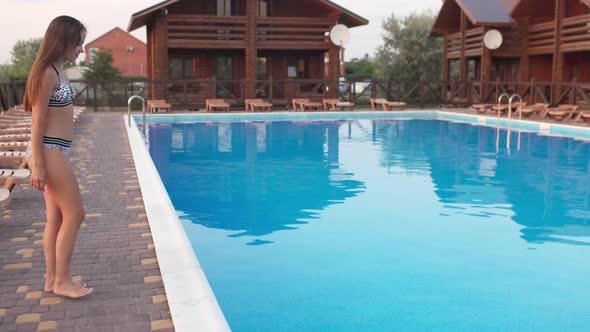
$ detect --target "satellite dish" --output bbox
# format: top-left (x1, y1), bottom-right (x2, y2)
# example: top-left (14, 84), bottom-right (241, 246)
top-left (484, 29), bottom-right (503, 50)
top-left (330, 24), bottom-right (350, 46)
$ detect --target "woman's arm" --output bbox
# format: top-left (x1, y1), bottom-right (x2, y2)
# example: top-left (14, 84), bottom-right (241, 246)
top-left (30, 68), bottom-right (57, 191)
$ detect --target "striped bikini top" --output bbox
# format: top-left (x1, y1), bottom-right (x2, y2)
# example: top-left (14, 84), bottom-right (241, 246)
top-left (48, 64), bottom-right (75, 108)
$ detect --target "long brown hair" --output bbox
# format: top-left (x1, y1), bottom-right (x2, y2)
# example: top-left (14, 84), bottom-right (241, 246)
top-left (23, 16), bottom-right (86, 112)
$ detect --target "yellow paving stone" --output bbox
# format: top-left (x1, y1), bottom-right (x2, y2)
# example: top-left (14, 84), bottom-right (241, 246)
top-left (11, 237), bottom-right (27, 242)
top-left (124, 180), bottom-right (139, 183)
top-left (0, 308), bottom-right (6, 316)
top-left (86, 180), bottom-right (97, 184)
top-left (87, 174), bottom-right (102, 178)
top-left (86, 213), bottom-right (102, 218)
top-left (78, 184), bottom-right (86, 189)
top-left (151, 319), bottom-right (173, 331)
top-left (144, 275), bottom-right (162, 283)
top-left (81, 190), bottom-right (90, 194)
top-left (24, 229), bottom-right (36, 234)
top-left (33, 232), bottom-right (43, 237)
top-left (22, 253), bottom-right (33, 259)
top-left (32, 222), bottom-right (45, 226)
top-left (123, 167), bottom-right (135, 171)
top-left (40, 297), bottom-right (62, 305)
top-left (152, 295), bottom-right (167, 304)
top-left (142, 258), bottom-right (158, 265)
top-left (3, 209), bottom-right (12, 213)
top-left (119, 191), bottom-right (128, 195)
top-left (137, 213), bottom-right (147, 218)
top-left (16, 313), bottom-right (41, 324)
top-left (126, 185), bottom-right (140, 190)
top-left (141, 232), bottom-right (151, 238)
top-left (147, 243), bottom-right (155, 249)
top-left (34, 240), bottom-right (44, 245)
top-left (81, 222), bottom-right (87, 228)
top-left (72, 275), bottom-right (82, 283)
top-left (134, 197), bottom-right (143, 201)
top-left (3, 215), bottom-right (12, 219)
top-left (129, 223), bottom-right (148, 228)
top-left (126, 205), bottom-right (144, 210)
top-left (25, 291), bottom-right (43, 299)
top-left (4, 263), bottom-right (32, 270)
top-left (16, 286), bottom-right (28, 293)
top-left (16, 248), bottom-right (34, 255)
top-left (37, 320), bottom-right (57, 331)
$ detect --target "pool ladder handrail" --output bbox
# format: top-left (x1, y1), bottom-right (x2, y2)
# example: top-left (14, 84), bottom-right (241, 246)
top-left (496, 93), bottom-right (510, 150)
top-left (127, 95), bottom-right (146, 127)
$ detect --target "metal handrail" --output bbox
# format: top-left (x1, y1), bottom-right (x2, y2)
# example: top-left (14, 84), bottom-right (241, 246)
top-left (127, 95), bottom-right (145, 127)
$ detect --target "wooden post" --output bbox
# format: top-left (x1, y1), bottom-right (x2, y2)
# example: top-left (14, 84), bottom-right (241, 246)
top-left (459, 12), bottom-right (468, 97)
top-left (245, 0), bottom-right (257, 99)
top-left (153, 9), bottom-right (168, 100)
top-left (481, 27), bottom-right (491, 102)
top-left (552, 0), bottom-right (565, 101)
top-left (441, 34), bottom-right (449, 102)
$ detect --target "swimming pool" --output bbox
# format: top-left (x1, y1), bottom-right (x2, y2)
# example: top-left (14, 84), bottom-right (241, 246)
top-left (134, 113), bottom-right (590, 331)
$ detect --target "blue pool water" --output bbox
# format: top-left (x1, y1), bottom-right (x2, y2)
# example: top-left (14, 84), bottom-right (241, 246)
top-left (145, 118), bottom-right (590, 331)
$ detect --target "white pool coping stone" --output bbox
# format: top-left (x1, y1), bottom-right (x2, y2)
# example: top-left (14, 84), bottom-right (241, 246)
top-left (124, 110), bottom-right (590, 331)
top-left (125, 115), bottom-right (231, 332)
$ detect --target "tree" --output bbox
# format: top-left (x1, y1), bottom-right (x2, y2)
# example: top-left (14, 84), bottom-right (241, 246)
top-left (10, 38), bottom-right (42, 80)
top-left (374, 11), bottom-right (442, 83)
top-left (83, 49), bottom-right (121, 80)
top-left (0, 65), bottom-right (12, 81)
top-left (344, 58), bottom-right (374, 81)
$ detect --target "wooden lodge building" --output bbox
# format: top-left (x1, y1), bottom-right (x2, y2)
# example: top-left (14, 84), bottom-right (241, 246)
top-left (432, 0), bottom-right (590, 105)
top-left (128, 0), bottom-right (368, 108)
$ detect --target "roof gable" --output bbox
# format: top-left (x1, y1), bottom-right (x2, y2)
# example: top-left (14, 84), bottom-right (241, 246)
top-left (86, 27), bottom-right (146, 47)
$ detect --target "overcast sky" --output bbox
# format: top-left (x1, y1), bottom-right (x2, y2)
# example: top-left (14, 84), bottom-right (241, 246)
top-left (0, 0), bottom-right (441, 64)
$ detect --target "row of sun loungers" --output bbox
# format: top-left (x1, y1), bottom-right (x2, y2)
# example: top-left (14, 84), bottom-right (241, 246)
top-left (471, 102), bottom-right (590, 123)
top-left (149, 98), bottom-right (406, 113)
top-left (0, 105), bottom-right (85, 208)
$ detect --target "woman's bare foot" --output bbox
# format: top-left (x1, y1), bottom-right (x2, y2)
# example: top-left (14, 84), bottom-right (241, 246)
top-left (44, 277), bottom-right (87, 293)
top-left (53, 280), bottom-right (93, 299)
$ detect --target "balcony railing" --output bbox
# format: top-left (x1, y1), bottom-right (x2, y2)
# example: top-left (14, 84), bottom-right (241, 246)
top-left (561, 13), bottom-right (590, 52)
top-left (166, 15), bottom-right (247, 49)
top-left (446, 27), bottom-right (484, 59)
top-left (528, 21), bottom-right (555, 54)
top-left (255, 17), bottom-right (331, 49)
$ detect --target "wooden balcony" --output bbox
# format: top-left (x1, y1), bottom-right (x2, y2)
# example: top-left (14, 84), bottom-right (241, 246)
top-left (446, 27), bottom-right (484, 59)
top-left (528, 21), bottom-right (555, 55)
top-left (167, 15), bottom-right (247, 49)
top-left (255, 17), bottom-right (331, 50)
top-left (561, 13), bottom-right (590, 52)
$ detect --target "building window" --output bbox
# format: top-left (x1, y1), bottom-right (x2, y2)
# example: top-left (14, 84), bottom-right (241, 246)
top-left (259, 0), bottom-right (269, 16)
top-left (169, 57), bottom-right (199, 80)
top-left (217, 0), bottom-right (231, 16)
top-left (287, 57), bottom-right (306, 78)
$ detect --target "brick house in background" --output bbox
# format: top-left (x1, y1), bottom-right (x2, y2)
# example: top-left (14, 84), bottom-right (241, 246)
top-left (85, 27), bottom-right (147, 77)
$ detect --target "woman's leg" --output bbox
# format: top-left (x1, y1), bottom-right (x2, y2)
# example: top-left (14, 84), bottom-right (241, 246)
top-left (43, 149), bottom-right (92, 298)
top-left (42, 189), bottom-right (62, 292)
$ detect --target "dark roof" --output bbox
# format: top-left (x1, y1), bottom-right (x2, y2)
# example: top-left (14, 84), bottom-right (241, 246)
top-left (457, 0), bottom-right (516, 25)
top-left (432, 0), bottom-right (517, 35)
top-left (128, 0), bottom-right (368, 32)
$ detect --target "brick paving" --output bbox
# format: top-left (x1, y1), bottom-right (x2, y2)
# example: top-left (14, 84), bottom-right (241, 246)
top-left (0, 113), bottom-right (174, 332)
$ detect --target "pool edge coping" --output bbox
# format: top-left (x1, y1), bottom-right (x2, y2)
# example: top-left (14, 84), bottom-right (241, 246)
top-left (124, 115), bottom-right (231, 332)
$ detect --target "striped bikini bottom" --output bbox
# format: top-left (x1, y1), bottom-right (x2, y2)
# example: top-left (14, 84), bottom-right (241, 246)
top-left (25, 136), bottom-right (72, 162)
